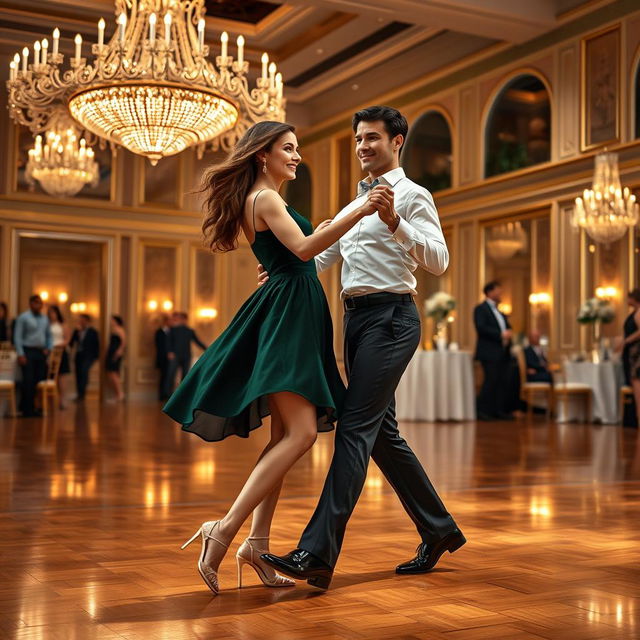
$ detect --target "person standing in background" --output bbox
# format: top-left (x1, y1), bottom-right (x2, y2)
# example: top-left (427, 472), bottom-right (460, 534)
top-left (474, 281), bottom-right (513, 421)
top-left (619, 288), bottom-right (640, 427)
top-left (47, 305), bottom-right (71, 409)
top-left (154, 314), bottom-right (172, 401)
top-left (105, 315), bottom-right (126, 402)
top-left (167, 311), bottom-right (207, 390)
top-left (70, 314), bottom-right (100, 401)
top-left (0, 302), bottom-right (9, 343)
top-left (14, 294), bottom-right (52, 417)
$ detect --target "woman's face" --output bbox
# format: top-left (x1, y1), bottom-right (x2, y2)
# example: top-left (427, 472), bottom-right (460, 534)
top-left (47, 308), bottom-right (56, 322)
top-left (264, 131), bottom-right (301, 182)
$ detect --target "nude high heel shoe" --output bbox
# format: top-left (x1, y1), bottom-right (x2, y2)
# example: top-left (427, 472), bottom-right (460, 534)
top-left (236, 537), bottom-right (295, 588)
top-left (181, 520), bottom-right (228, 595)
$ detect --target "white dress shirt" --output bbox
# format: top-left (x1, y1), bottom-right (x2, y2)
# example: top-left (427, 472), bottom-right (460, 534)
top-left (485, 298), bottom-right (507, 333)
top-left (315, 167), bottom-right (448, 297)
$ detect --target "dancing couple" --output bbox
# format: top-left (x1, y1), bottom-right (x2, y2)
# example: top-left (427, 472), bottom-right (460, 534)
top-left (163, 105), bottom-right (465, 595)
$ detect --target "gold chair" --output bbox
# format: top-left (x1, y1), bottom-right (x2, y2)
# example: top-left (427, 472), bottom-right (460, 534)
top-left (0, 349), bottom-right (18, 417)
top-left (515, 346), bottom-right (553, 418)
top-left (37, 346), bottom-right (64, 417)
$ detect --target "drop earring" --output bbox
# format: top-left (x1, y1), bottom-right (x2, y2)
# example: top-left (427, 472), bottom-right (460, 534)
top-left (262, 159), bottom-right (267, 175)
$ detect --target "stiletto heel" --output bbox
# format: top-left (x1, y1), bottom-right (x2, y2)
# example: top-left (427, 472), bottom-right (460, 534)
top-left (181, 520), bottom-right (229, 595)
top-left (235, 537), bottom-right (295, 588)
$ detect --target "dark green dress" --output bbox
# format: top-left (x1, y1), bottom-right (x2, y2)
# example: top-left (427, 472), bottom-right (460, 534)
top-left (163, 204), bottom-right (345, 442)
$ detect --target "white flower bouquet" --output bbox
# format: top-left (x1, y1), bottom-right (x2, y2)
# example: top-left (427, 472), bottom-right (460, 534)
top-left (424, 292), bottom-right (456, 324)
top-left (577, 297), bottom-right (614, 325)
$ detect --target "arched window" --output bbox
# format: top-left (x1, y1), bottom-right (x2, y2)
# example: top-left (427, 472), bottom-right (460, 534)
top-left (485, 74), bottom-right (551, 178)
top-left (402, 111), bottom-right (452, 192)
top-left (285, 162), bottom-right (312, 220)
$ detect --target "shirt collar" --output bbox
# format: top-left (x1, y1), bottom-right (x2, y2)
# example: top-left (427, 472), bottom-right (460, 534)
top-left (357, 166), bottom-right (406, 193)
top-left (485, 298), bottom-right (497, 309)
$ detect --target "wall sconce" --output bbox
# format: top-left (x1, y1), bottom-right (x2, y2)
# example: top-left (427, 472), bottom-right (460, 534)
top-left (147, 300), bottom-right (158, 311)
top-left (39, 290), bottom-right (49, 301)
top-left (70, 302), bottom-right (87, 313)
top-left (58, 292), bottom-right (68, 303)
top-left (498, 302), bottom-right (512, 315)
top-left (529, 292), bottom-right (551, 305)
top-left (595, 286), bottom-right (618, 300)
top-left (197, 307), bottom-right (218, 320)
top-left (162, 300), bottom-right (173, 311)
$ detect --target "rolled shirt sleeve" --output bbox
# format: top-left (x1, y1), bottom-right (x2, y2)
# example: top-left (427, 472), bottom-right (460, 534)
top-left (14, 314), bottom-right (25, 357)
top-left (314, 237), bottom-right (342, 273)
top-left (391, 189), bottom-right (449, 276)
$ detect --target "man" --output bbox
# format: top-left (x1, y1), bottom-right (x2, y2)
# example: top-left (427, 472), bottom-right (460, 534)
top-left (154, 314), bottom-right (172, 401)
top-left (167, 312), bottom-right (207, 390)
top-left (261, 106), bottom-right (464, 590)
top-left (70, 314), bottom-right (100, 401)
top-left (473, 281), bottom-right (513, 420)
top-left (524, 330), bottom-right (553, 383)
top-left (14, 294), bottom-right (52, 417)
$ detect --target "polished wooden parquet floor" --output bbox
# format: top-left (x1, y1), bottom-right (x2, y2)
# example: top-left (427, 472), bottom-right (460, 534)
top-left (0, 401), bottom-right (639, 639)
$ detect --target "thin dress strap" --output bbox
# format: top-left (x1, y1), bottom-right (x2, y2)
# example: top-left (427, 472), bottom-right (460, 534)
top-left (252, 189), bottom-right (266, 236)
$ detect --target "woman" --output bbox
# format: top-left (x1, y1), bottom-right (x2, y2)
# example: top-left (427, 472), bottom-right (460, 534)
top-left (47, 305), bottom-right (71, 409)
top-left (620, 288), bottom-right (640, 425)
top-left (105, 315), bottom-right (126, 402)
top-left (163, 121), bottom-right (384, 596)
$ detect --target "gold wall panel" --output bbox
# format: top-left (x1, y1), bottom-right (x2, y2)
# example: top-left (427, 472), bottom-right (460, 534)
top-left (458, 86), bottom-right (478, 185)
top-left (558, 43), bottom-right (580, 158)
top-left (190, 246), bottom-right (218, 346)
top-left (142, 154), bottom-right (183, 208)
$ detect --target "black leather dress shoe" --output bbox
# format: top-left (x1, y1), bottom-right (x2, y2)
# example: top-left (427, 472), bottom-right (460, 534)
top-left (396, 529), bottom-right (466, 574)
top-left (260, 548), bottom-right (333, 589)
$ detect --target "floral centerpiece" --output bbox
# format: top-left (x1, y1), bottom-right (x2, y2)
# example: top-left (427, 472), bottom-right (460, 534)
top-left (577, 297), bottom-right (614, 356)
top-left (424, 292), bottom-right (456, 350)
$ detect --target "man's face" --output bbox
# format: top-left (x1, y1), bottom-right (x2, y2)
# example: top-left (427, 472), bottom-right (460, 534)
top-left (488, 286), bottom-right (503, 304)
top-left (529, 331), bottom-right (541, 346)
top-left (30, 297), bottom-right (43, 314)
top-left (355, 120), bottom-right (402, 177)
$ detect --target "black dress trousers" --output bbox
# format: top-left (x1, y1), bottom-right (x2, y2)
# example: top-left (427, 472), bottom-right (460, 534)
top-left (299, 300), bottom-right (459, 568)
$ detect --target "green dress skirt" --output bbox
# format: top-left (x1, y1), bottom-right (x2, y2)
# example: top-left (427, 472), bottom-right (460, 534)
top-left (163, 205), bottom-right (346, 442)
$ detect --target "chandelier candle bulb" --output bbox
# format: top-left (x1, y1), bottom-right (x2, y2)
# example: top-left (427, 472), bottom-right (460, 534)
top-left (149, 13), bottom-right (156, 47)
top-left (21, 47), bottom-right (28, 73)
top-left (52, 28), bottom-right (59, 55)
top-left (268, 62), bottom-right (276, 89)
top-left (276, 72), bottom-right (283, 98)
top-left (220, 31), bottom-right (228, 60)
top-left (197, 19), bottom-right (205, 51)
top-left (74, 34), bottom-right (82, 64)
top-left (164, 12), bottom-right (171, 45)
top-left (42, 39), bottom-right (48, 64)
top-left (118, 14), bottom-right (127, 45)
top-left (34, 41), bottom-right (40, 66)
top-left (98, 18), bottom-right (105, 49)
top-left (236, 35), bottom-right (244, 66)
top-left (261, 52), bottom-right (268, 80)
top-left (9, 61), bottom-right (16, 80)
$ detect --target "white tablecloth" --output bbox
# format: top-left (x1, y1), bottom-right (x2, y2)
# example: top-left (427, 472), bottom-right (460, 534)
top-left (396, 350), bottom-right (476, 421)
top-left (556, 361), bottom-right (624, 424)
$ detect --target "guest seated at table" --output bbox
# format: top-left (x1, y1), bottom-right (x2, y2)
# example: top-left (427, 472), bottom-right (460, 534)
top-left (524, 330), bottom-right (553, 384)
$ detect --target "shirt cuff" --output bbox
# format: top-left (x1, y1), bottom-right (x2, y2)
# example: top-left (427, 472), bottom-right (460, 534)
top-left (391, 217), bottom-right (416, 252)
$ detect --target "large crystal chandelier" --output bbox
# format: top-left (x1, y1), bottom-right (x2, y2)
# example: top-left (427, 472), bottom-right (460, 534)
top-left (572, 151), bottom-right (638, 244)
top-left (486, 221), bottom-right (527, 261)
top-left (25, 107), bottom-right (99, 197)
top-left (6, 0), bottom-right (285, 164)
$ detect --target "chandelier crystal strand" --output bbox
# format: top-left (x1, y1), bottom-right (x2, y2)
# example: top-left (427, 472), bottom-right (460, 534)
top-left (486, 221), bottom-right (527, 261)
top-left (25, 107), bottom-right (99, 197)
top-left (572, 151), bottom-right (639, 244)
top-left (6, 0), bottom-right (286, 164)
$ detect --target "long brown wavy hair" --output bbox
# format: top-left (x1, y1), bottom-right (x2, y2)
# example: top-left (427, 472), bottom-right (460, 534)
top-left (201, 121), bottom-right (296, 252)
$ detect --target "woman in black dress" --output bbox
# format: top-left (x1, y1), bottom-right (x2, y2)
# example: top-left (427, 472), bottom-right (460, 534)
top-left (620, 288), bottom-right (640, 426)
top-left (105, 315), bottom-right (126, 402)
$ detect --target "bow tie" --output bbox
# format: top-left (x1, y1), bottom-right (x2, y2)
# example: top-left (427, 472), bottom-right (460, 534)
top-left (357, 178), bottom-right (380, 196)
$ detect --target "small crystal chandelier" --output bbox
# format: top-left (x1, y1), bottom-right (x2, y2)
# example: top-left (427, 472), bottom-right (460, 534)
top-left (25, 107), bottom-right (99, 198)
top-left (572, 151), bottom-right (638, 244)
top-left (486, 221), bottom-right (527, 261)
top-left (7, 0), bottom-right (285, 165)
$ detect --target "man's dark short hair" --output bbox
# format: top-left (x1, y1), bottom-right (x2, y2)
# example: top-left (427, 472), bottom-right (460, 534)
top-left (483, 281), bottom-right (501, 296)
top-left (29, 294), bottom-right (42, 304)
top-left (352, 106), bottom-right (408, 143)
top-left (80, 313), bottom-right (92, 322)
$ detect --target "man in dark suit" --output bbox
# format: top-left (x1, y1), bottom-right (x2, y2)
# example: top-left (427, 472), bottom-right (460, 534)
top-left (70, 314), bottom-right (100, 401)
top-left (154, 314), bottom-right (172, 400)
top-left (167, 312), bottom-right (207, 390)
top-left (474, 281), bottom-right (513, 420)
top-left (524, 330), bottom-right (553, 383)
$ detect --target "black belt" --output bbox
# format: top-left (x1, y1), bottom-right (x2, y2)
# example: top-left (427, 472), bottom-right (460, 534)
top-left (344, 292), bottom-right (413, 311)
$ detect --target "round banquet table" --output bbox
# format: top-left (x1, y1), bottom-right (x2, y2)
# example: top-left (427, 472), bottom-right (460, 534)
top-left (396, 350), bottom-right (476, 422)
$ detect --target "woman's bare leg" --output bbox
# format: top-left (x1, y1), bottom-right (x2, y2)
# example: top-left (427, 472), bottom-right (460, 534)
top-left (202, 391), bottom-right (317, 569)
